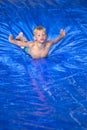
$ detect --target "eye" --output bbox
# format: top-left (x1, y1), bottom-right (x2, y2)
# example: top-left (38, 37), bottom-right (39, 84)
top-left (38, 35), bottom-right (40, 36)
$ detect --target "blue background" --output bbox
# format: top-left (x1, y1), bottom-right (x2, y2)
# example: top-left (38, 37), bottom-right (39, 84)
top-left (0, 0), bottom-right (87, 130)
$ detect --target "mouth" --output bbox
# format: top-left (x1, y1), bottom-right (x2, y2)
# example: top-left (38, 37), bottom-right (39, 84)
top-left (40, 39), bottom-right (45, 42)
top-left (41, 39), bottom-right (44, 41)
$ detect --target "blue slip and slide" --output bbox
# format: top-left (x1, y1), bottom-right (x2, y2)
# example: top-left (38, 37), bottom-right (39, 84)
top-left (0, 0), bottom-right (87, 130)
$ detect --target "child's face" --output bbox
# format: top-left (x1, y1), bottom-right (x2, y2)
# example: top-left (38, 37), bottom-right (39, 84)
top-left (34, 30), bottom-right (47, 43)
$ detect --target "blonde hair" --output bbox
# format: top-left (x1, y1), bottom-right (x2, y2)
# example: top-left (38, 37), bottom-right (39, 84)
top-left (33, 26), bottom-right (46, 35)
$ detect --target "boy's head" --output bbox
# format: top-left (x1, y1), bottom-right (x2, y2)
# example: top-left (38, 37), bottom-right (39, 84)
top-left (33, 26), bottom-right (47, 43)
top-left (33, 26), bottom-right (46, 35)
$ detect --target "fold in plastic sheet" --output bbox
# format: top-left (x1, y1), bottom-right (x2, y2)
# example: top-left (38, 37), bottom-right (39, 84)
top-left (0, 0), bottom-right (87, 130)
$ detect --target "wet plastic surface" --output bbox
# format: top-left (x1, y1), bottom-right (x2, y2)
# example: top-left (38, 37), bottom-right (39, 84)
top-left (0, 0), bottom-right (87, 130)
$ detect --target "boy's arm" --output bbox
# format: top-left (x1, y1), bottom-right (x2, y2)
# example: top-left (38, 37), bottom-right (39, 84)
top-left (8, 34), bottom-right (29, 47)
top-left (51, 29), bottom-right (66, 44)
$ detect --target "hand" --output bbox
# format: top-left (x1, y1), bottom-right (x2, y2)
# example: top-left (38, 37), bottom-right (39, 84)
top-left (16, 32), bottom-right (27, 42)
top-left (8, 34), bottom-right (14, 42)
top-left (16, 32), bottom-right (23, 40)
top-left (60, 29), bottom-right (66, 38)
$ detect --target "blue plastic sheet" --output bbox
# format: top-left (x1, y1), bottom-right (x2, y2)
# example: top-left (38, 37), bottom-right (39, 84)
top-left (0, 0), bottom-right (87, 130)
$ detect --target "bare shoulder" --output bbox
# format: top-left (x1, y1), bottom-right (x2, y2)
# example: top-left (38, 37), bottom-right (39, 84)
top-left (27, 41), bottom-right (34, 47)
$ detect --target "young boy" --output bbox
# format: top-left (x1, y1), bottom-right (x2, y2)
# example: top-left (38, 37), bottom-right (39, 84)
top-left (8, 26), bottom-right (66, 59)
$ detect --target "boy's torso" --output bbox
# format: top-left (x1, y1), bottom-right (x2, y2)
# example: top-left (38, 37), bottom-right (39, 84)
top-left (28, 41), bottom-right (51, 58)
